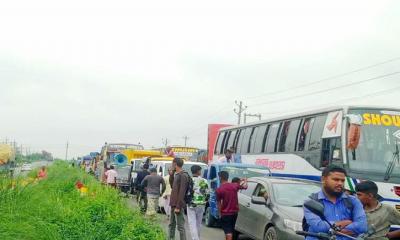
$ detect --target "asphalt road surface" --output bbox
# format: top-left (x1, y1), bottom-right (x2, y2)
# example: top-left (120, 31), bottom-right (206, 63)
top-left (127, 198), bottom-right (251, 240)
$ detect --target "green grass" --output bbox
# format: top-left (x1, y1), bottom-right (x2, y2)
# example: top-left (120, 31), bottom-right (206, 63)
top-left (0, 161), bottom-right (165, 240)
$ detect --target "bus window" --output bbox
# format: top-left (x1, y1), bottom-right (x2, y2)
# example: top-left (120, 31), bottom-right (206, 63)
top-left (265, 123), bottom-right (280, 153)
top-left (254, 124), bottom-right (268, 153)
top-left (215, 131), bottom-right (226, 154)
top-left (233, 129), bottom-right (242, 151)
top-left (248, 126), bottom-right (259, 153)
top-left (308, 115), bottom-right (328, 151)
top-left (238, 128), bottom-right (252, 154)
top-left (222, 131), bottom-right (232, 153)
top-left (297, 117), bottom-right (314, 151)
top-left (285, 119), bottom-right (301, 152)
top-left (278, 121), bottom-right (291, 152)
top-left (321, 137), bottom-right (342, 168)
top-left (226, 130), bottom-right (237, 150)
top-left (220, 131), bottom-right (229, 154)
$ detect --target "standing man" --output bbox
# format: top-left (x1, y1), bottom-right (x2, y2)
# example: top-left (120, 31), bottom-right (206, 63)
top-left (134, 163), bottom-right (150, 213)
top-left (141, 167), bottom-right (166, 217)
top-left (216, 171), bottom-right (247, 240)
top-left (187, 165), bottom-right (208, 240)
top-left (163, 168), bottom-right (174, 220)
top-left (355, 181), bottom-right (400, 239)
top-left (169, 158), bottom-right (189, 240)
top-left (105, 165), bottom-right (118, 188)
top-left (303, 165), bottom-right (367, 239)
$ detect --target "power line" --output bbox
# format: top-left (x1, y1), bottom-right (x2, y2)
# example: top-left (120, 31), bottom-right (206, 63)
top-left (249, 71), bottom-right (400, 108)
top-left (259, 85), bottom-right (400, 116)
top-left (245, 57), bottom-right (400, 100)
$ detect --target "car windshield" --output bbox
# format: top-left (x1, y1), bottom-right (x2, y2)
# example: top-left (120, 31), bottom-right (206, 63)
top-left (221, 166), bottom-right (270, 180)
top-left (347, 109), bottom-right (400, 181)
top-left (272, 183), bottom-right (320, 207)
top-left (165, 163), bottom-right (207, 177)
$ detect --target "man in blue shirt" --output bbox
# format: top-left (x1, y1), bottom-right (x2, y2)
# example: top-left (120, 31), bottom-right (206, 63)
top-left (304, 165), bottom-right (367, 240)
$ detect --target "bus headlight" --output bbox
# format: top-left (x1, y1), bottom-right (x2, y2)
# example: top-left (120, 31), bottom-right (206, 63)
top-left (284, 219), bottom-right (302, 232)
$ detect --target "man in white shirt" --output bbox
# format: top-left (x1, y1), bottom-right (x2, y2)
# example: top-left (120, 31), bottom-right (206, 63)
top-left (105, 165), bottom-right (118, 188)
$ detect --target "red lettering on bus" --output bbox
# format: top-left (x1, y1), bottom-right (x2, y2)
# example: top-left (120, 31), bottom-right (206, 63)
top-left (255, 158), bottom-right (285, 170)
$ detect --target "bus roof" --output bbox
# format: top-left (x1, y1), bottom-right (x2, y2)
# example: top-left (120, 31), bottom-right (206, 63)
top-left (220, 105), bottom-right (400, 131)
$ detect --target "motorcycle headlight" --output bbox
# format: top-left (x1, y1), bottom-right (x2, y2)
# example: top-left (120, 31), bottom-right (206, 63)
top-left (284, 219), bottom-right (302, 232)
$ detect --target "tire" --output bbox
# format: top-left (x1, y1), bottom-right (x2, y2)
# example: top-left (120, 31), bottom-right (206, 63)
top-left (204, 207), bottom-right (216, 227)
top-left (264, 226), bottom-right (278, 240)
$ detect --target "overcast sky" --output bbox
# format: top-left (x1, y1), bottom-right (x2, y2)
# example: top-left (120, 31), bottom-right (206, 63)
top-left (1, 0), bottom-right (399, 158)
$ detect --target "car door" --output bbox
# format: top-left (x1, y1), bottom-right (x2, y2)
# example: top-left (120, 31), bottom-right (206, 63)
top-left (236, 181), bottom-right (257, 235)
top-left (248, 183), bottom-right (274, 240)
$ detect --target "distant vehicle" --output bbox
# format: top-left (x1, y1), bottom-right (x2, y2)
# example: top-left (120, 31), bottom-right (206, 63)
top-left (204, 163), bottom-right (271, 227)
top-left (113, 165), bottom-right (132, 193)
top-left (21, 163), bottom-right (32, 171)
top-left (235, 177), bottom-right (320, 240)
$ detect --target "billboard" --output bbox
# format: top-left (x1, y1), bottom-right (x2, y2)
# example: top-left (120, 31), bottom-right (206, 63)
top-left (207, 124), bottom-right (232, 162)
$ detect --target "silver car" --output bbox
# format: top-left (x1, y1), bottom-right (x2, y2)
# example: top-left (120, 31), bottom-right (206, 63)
top-left (235, 177), bottom-right (321, 240)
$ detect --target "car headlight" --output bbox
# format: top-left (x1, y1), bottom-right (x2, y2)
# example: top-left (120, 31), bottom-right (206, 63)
top-left (283, 219), bottom-right (302, 232)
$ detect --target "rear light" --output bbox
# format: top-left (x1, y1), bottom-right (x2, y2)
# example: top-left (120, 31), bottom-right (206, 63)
top-left (394, 186), bottom-right (400, 197)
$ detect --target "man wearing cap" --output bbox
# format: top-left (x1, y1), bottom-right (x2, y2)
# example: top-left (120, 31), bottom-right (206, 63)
top-left (355, 181), bottom-right (400, 239)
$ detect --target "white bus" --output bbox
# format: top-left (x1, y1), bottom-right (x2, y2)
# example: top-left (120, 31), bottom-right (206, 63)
top-left (213, 105), bottom-right (400, 211)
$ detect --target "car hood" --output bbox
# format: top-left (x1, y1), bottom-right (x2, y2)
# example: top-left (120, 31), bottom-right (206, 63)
top-left (273, 204), bottom-right (303, 221)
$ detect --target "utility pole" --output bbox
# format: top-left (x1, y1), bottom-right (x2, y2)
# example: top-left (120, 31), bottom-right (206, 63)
top-left (244, 113), bottom-right (262, 124)
top-left (183, 136), bottom-right (189, 147)
top-left (162, 138), bottom-right (169, 147)
top-left (234, 100), bottom-right (248, 124)
top-left (65, 141), bottom-right (69, 161)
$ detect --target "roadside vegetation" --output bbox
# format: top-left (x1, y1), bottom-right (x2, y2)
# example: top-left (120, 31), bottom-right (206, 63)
top-left (0, 161), bottom-right (165, 240)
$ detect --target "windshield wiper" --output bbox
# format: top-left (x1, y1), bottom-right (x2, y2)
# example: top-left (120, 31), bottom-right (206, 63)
top-left (384, 139), bottom-right (400, 181)
top-left (290, 204), bottom-right (303, 207)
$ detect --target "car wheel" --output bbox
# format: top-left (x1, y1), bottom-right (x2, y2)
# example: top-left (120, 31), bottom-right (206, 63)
top-left (204, 207), bottom-right (216, 227)
top-left (264, 226), bottom-right (278, 240)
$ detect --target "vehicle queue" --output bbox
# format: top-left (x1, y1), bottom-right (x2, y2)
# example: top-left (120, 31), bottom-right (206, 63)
top-left (73, 105), bottom-right (400, 240)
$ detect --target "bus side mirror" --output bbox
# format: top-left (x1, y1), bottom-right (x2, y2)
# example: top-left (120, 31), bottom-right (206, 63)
top-left (347, 124), bottom-right (361, 152)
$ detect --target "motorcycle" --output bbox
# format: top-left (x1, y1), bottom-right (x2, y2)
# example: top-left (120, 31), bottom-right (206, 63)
top-left (296, 199), bottom-right (375, 240)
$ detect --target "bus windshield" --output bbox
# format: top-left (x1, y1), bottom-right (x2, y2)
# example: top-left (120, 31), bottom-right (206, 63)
top-left (347, 109), bottom-right (400, 180)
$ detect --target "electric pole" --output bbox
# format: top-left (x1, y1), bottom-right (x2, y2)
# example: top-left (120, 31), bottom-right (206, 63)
top-left (65, 141), bottom-right (69, 161)
top-left (162, 138), bottom-right (169, 147)
top-left (183, 136), bottom-right (189, 147)
top-left (234, 100), bottom-right (248, 124)
top-left (244, 113), bottom-right (262, 124)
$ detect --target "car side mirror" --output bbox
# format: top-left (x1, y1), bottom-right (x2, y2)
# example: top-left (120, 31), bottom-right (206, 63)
top-left (251, 196), bottom-right (267, 205)
top-left (304, 199), bottom-right (325, 220)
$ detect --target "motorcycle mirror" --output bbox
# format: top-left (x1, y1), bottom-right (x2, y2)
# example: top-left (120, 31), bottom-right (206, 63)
top-left (304, 199), bottom-right (326, 220)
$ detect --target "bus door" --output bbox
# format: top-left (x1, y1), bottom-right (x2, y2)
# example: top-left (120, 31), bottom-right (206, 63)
top-left (321, 111), bottom-right (344, 168)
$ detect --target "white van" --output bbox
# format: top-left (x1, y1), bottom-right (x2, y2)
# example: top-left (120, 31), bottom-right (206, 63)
top-left (151, 160), bottom-right (208, 212)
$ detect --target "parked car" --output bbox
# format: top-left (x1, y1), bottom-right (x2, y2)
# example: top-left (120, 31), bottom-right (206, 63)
top-left (235, 177), bottom-right (321, 240)
top-left (21, 163), bottom-right (32, 171)
top-left (204, 163), bottom-right (272, 227)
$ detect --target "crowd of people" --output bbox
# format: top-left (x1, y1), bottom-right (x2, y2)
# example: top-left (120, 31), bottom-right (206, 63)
top-left (99, 154), bottom-right (400, 240)
top-left (131, 157), bottom-right (248, 240)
